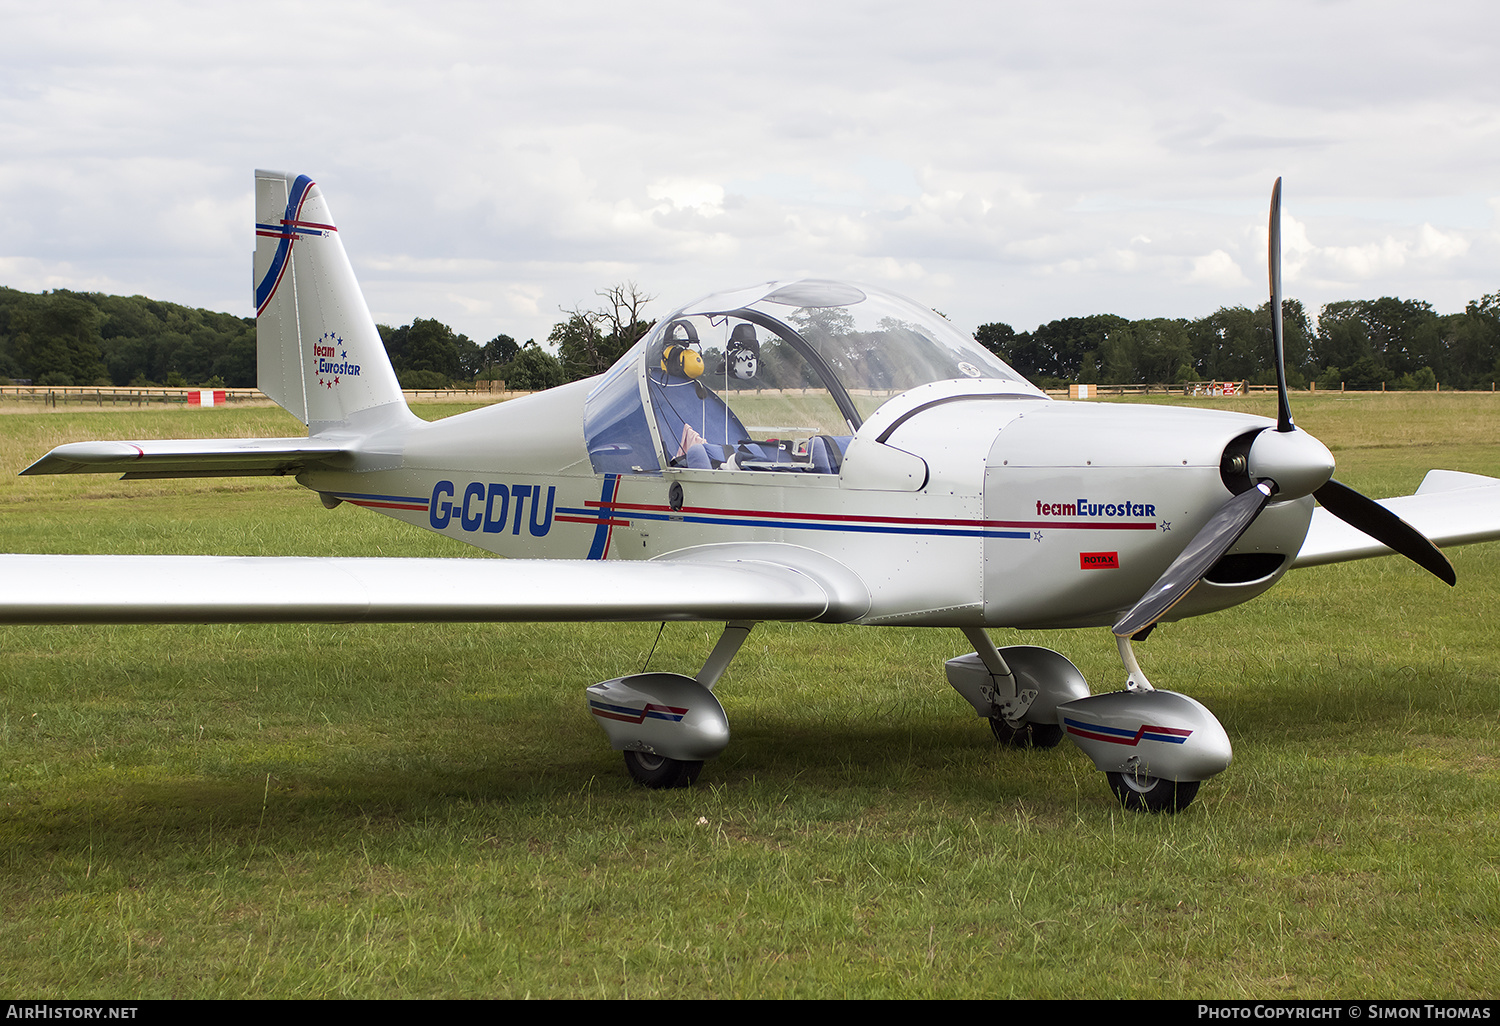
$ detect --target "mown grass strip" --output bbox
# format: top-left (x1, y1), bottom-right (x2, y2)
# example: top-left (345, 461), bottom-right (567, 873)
top-left (0, 396), bottom-right (1497, 997)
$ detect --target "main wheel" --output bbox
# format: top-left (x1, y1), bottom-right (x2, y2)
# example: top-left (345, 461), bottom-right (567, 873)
top-left (623, 750), bottom-right (704, 789)
top-left (1106, 770), bottom-right (1200, 813)
top-left (990, 717), bottom-right (1064, 749)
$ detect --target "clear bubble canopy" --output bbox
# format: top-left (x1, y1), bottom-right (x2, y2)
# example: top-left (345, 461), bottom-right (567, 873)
top-left (672, 279), bottom-right (1031, 395)
top-left (584, 279), bottom-right (1040, 475)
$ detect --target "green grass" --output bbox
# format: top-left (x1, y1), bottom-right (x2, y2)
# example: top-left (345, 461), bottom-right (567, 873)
top-left (1, 395), bottom-right (1499, 997)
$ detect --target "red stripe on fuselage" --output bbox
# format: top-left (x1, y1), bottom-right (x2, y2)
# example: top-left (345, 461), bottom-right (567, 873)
top-left (586, 499), bottom-right (1155, 532)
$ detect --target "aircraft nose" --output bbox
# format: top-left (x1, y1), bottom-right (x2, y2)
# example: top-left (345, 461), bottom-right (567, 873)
top-left (1245, 426), bottom-right (1335, 499)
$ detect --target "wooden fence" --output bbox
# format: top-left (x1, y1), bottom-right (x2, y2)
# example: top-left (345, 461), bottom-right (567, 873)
top-left (0, 385), bottom-right (267, 407)
top-left (0, 385), bottom-right (512, 406)
top-left (3, 379), bottom-right (1482, 409)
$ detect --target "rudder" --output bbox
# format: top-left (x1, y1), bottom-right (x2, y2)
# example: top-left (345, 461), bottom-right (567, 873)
top-left (254, 170), bottom-right (408, 428)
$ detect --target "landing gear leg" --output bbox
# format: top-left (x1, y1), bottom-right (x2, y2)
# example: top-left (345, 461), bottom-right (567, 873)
top-left (695, 620), bottom-right (755, 691)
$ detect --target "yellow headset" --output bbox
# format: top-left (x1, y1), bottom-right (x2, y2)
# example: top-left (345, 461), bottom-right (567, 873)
top-left (660, 321), bottom-right (705, 379)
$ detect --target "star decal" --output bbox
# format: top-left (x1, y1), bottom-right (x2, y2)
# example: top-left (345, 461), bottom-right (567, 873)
top-left (312, 330), bottom-right (348, 390)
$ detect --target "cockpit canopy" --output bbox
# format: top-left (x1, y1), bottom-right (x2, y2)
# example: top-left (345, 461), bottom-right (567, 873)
top-left (583, 279), bottom-right (1041, 475)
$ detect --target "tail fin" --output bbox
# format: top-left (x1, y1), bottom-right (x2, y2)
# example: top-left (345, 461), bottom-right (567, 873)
top-left (254, 170), bottom-right (409, 429)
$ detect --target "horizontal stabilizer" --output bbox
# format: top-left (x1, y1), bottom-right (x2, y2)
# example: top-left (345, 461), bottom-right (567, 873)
top-left (0, 553), bottom-right (853, 625)
top-left (20, 438), bottom-right (349, 479)
top-left (1294, 470), bottom-right (1500, 568)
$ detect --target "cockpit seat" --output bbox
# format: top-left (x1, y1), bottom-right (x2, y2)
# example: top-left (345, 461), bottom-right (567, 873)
top-left (649, 369), bottom-right (749, 464)
top-left (809, 435), bottom-right (851, 474)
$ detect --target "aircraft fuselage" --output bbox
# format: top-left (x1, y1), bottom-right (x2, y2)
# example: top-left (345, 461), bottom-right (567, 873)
top-left (297, 381), bottom-right (1312, 631)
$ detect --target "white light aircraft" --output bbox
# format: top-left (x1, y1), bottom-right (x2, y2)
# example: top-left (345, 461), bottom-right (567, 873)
top-left (6, 173), bottom-right (1499, 812)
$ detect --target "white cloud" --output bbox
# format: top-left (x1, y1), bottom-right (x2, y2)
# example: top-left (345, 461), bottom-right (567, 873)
top-left (1186, 250), bottom-right (1247, 288)
top-left (1, 0), bottom-right (1498, 341)
top-left (0, 256), bottom-right (130, 295)
top-left (1319, 236), bottom-right (1409, 279)
top-left (646, 180), bottom-right (726, 217)
top-left (1416, 223), bottom-right (1470, 261)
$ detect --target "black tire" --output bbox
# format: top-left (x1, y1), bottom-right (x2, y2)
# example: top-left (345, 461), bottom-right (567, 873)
top-left (623, 750), bottom-right (704, 789)
top-left (989, 717), bottom-right (1065, 749)
top-left (1106, 771), bottom-right (1201, 813)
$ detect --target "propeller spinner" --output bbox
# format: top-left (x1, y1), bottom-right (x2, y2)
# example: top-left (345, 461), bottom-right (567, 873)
top-left (1113, 179), bottom-right (1454, 640)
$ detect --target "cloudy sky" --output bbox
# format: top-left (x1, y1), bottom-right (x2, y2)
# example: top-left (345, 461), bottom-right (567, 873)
top-left (2, 1), bottom-right (1497, 348)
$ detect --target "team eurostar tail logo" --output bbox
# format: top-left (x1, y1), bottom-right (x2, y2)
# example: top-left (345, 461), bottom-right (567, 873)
top-left (312, 331), bottom-right (362, 389)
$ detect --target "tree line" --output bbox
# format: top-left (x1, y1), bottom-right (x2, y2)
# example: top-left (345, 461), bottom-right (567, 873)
top-left (0, 286), bottom-right (257, 388)
top-left (0, 283), bottom-right (652, 392)
top-left (3, 282), bottom-right (1498, 392)
top-left (977, 291), bottom-right (1500, 391)
top-left (376, 284), bottom-right (657, 391)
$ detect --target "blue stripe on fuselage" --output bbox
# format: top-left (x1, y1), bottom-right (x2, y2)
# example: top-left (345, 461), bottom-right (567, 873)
top-left (586, 475), bottom-right (620, 559)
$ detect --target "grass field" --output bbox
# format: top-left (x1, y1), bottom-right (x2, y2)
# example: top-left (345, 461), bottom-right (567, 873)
top-left (1, 393), bottom-right (1498, 998)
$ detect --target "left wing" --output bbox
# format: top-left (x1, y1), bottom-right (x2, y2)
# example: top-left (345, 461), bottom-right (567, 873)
top-left (0, 544), bottom-right (870, 626)
top-left (1294, 470), bottom-right (1500, 569)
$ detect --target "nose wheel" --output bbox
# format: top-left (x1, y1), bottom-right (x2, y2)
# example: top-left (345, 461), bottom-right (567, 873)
top-left (1106, 770), bottom-right (1200, 813)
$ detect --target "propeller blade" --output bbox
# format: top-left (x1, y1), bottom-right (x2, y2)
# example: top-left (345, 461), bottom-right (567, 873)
top-left (1313, 478), bottom-right (1456, 586)
top-left (1267, 177), bottom-right (1294, 433)
top-left (1113, 483), bottom-right (1274, 638)
top-left (1115, 179), bottom-right (1451, 646)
